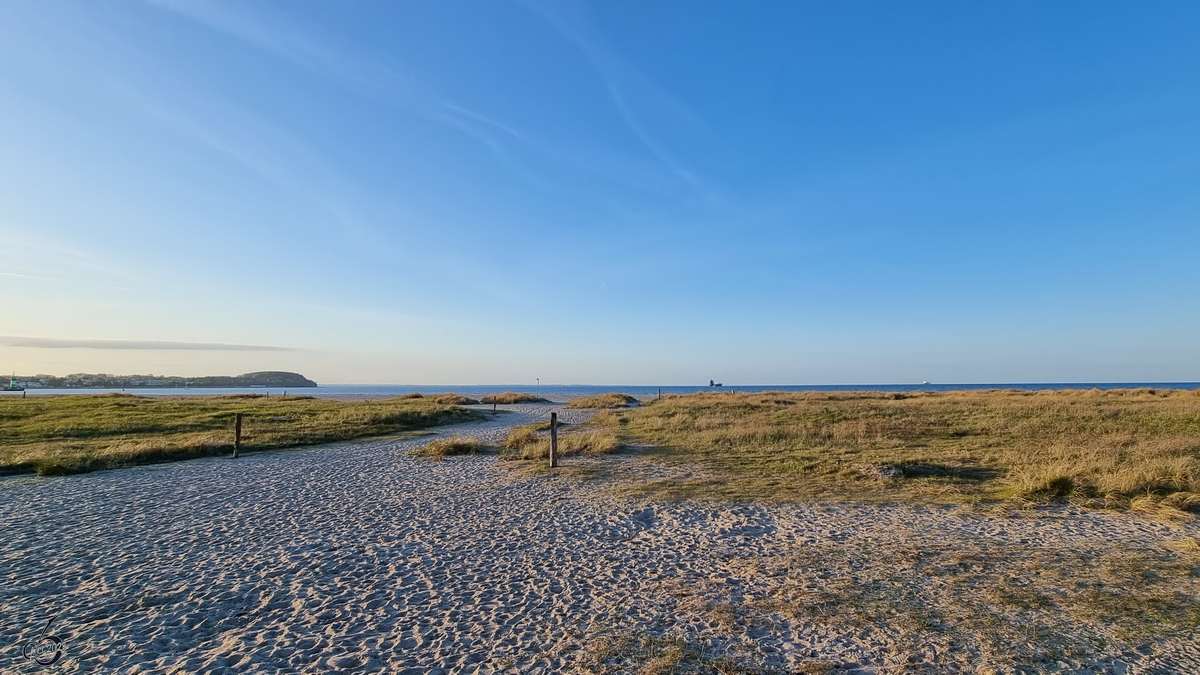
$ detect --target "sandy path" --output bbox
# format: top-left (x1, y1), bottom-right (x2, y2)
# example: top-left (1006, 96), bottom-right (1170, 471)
top-left (2, 403), bottom-right (1198, 673)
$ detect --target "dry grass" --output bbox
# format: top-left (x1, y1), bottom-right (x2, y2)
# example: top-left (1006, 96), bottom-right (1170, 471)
top-left (396, 392), bottom-right (481, 405)
top-left (409, 435), bottom-right (487, 459)
top-left (480, 391), bottom-right (549, 404)
top-left (644, 539), bottom-right (1200, 672)
top-left (0, 394), bottom-right (481, 475)
top-left (567, 535), bottom-right (1200, 672)
top-left (504, 426), bottom-right (540, 450)
top-left (565, 393), bottom-right (640, 409)
top-left (501, 422), bottom-right (621, 461)
top-left (430, 393), bottom-right (480, 405)
top-left (593, 389), bottom-right (1200, 508)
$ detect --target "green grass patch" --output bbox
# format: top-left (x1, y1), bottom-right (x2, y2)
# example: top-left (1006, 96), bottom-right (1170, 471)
top-left (592, 389), bottom-right (1200, 507)
top-left (0, 394), bottom-right (483, 475)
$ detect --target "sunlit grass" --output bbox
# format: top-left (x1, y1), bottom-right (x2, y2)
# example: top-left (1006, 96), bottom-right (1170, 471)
top-left (480, 391), bottom-right (549, 404)
top-left (410, 435), bottom-right (487, 460)
top-left (0, 394), bottom-right (482, 475)
top-left (591, 388), bottom-right (1200, 509)
top-left (398, 392), bottom-right (481, 405)
top-left (565, 393), bottom-right (640, 409)
top-left (501, 420), bottom-right (620, 460)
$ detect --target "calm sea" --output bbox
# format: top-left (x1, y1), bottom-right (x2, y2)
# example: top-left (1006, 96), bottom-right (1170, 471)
top-left (9, 382), bottom-right (1200, 399)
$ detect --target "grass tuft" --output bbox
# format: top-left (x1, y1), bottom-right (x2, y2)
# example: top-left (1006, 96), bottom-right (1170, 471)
top-left (410, 435), bottom-right (487, 459)
top-left (565, 393), bottom-right (640, 409)
top-left (504, 426), bottom-right (539, 450)
top-left (429, 393), bottom-right (480, 405)
top-left (501, 427), bottom-right (621, 460)
top-left (480, 391), bottom-right (549, 404)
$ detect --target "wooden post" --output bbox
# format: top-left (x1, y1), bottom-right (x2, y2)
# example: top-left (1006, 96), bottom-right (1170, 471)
top-left (549, 412), bottom-right (559, 468)
top-left (657, 388), bottom-right (661, 400)
top-left (233, 413), bottom-right (243, 458)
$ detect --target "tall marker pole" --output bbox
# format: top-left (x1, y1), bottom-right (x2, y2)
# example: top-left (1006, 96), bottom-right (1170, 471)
top-left (233, 413), bottom-right (243, 459)
top-left (549, 412), bottom-right (559, 469)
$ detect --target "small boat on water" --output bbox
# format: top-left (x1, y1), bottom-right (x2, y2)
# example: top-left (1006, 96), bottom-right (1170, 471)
top-left (709, 380), bottom-right (723, 387)
top-left (4, 374), bottom-right (24, 392)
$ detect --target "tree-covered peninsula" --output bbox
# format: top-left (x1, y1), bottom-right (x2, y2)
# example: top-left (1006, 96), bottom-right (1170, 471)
top-left (12, 371), bottom-right (317, 389)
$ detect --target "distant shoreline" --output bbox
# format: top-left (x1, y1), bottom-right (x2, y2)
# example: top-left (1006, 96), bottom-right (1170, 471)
top-left (6, 381), bottom-right (1199, 402)
top-left (16, 384), bottom-right (318, 390)
top-left (7, 370), bottom-right (317, 391)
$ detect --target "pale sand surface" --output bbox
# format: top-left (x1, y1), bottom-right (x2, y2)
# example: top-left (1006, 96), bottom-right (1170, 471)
top-left (2, 403), bottom-right (1198, 673)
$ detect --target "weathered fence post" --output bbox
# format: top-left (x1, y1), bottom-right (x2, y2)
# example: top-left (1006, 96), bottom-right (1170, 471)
top-left (233, 412), bottom-right (243, 459)
top-left (549, 412), bottom-right (559, 469)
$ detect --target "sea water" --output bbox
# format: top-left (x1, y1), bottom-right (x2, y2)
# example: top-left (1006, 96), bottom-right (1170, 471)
top-left (11, 382), bottom-right (1200, 399)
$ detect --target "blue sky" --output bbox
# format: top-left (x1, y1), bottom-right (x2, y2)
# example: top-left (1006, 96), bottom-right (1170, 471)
top-left (1, 1), bottom-right (1198, 385)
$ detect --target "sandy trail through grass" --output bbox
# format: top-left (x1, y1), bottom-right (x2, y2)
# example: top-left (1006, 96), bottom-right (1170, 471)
top-left (1, 402), bottom-right (1197, 673)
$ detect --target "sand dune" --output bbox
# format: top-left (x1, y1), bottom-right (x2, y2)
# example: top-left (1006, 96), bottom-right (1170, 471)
top-left (2, 403), bottom-right (1197, 673)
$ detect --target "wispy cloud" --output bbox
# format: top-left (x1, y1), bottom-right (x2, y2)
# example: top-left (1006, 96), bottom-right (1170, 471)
top-left (0, 336), bottom-right (295, 351)
top-left (0, 227), bottom-right (137, 282)
top-left (123, 86), bottom-right (388, 250)
top-left (142, 0), bottom-right (540, 183)
top-left (144, 0), bottom-right (426, 105)
top-left (141, 0), bottom-right (698, 200)
top-left (520, 0), bottom-right (724, 198)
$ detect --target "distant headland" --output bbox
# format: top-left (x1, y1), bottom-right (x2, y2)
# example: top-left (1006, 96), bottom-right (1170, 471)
top-left (9, 371), bottom-right (317, 389)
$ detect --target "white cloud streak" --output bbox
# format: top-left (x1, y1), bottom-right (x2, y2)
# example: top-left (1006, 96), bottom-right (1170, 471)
top-left (0, 335), bottom-right (295, 350)
top-left (141, 0), bottom-right (701, 200)
top-left (142, 0), bottom-right (540, 182)
top-left (519, 0), bottom-right (722, 197)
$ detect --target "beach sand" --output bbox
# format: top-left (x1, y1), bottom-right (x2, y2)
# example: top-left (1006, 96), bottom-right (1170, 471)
top-left (2, 403), bottom-right (1198, 673)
